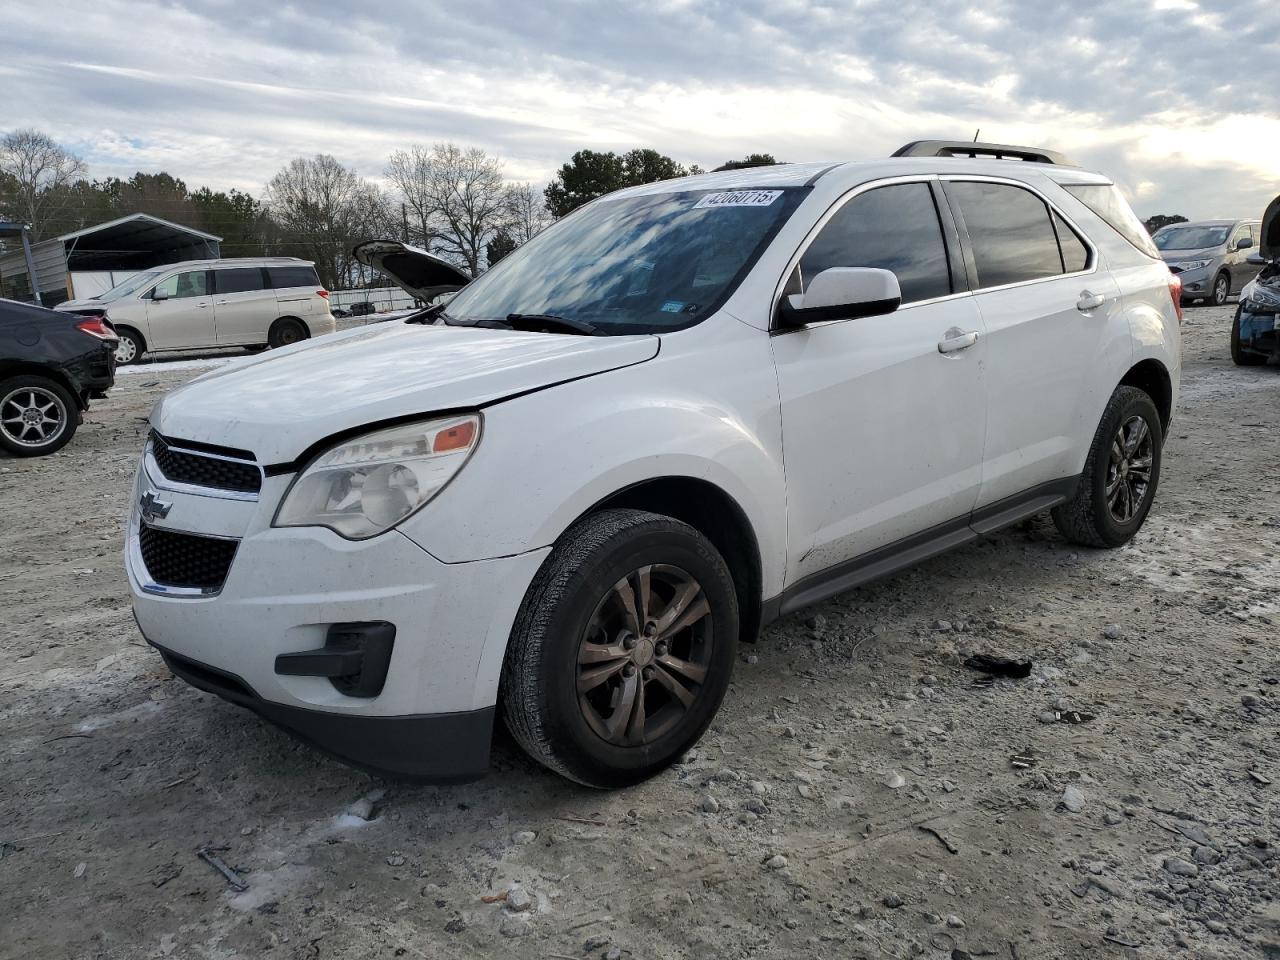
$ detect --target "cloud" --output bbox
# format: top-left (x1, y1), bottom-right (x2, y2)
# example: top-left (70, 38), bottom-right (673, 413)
top-left (2, 0), bottom-right (1278, 218)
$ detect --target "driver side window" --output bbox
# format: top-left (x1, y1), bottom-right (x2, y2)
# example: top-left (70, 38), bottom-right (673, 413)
top-left (789, 182), bottom-right (953, 305)
top-left (151, 271), bottom-right (208, 300)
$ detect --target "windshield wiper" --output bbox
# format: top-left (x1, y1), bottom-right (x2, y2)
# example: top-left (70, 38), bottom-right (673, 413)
top-left (505, 313), bottom-right (601, 336)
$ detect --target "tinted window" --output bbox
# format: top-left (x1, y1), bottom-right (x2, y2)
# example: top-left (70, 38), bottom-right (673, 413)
top-left (269, 265), bottom-right (321, 289)
top-left (1053, 212), bottom-right (1090, 273)
top-left (949, 182), bottom-right (1062, 288)
top-left (1064, 184), bottom-right (1160, 258)
top-left (152, 271), bottom-right (208, 300)
top-left (797, 182), bottom-right (952, 304)
top-left (215, 268), bottom-right (266, 295)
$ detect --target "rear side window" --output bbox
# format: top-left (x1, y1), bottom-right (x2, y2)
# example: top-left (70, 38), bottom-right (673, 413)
top-left (268, 265), bottom-right (321, 289)
top-left (215, 268), bottom-right (266, 295)
top-left (1053, 212), bottom-right (1090, 273)
top-left (797, 182), bottom-right (952, 305)
top-left (1063, 183), bottom-right (1160, 258)
top-left (948, 182), bottom-right (1063, 287)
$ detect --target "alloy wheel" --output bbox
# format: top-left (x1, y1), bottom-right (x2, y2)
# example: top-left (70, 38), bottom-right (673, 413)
top-left (1214, 275), bottom-right (1229, 305)
top-left (1106, 415), bottom-right (1154, 523)
top-left (576, 564), bottom-right (713, 747)
top-left (0, 386), bottom-right (68, 450)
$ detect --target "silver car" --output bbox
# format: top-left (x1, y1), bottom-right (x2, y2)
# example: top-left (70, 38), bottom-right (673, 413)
top-left (1153, 218), bottom-right (1263, 307)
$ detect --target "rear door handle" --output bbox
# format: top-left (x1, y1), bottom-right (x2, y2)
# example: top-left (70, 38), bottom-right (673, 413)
top-left (1076, 290), bottom-right (1106, 312)
top-left (937, 329), bottom-right (979, 354)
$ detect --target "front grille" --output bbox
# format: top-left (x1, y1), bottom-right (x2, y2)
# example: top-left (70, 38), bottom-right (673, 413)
top-left (138, 522), bottom-right (238, 591)
top-left (151, 432), bottom-right (261, 494)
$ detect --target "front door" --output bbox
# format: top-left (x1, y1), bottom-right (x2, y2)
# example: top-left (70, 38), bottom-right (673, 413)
top-left (771, 180), bottom-right (988, 583)
top-left (211, 267), bottom-right (272, 345)
top-left (144, 270), bottom-right (215, 350)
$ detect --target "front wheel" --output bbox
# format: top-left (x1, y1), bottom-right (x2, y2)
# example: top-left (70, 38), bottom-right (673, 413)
top-left (501, 509), bottom-right (739, 788)
top-left (113, 327), bottom-right (145, 365)
top-left (1211, 272), bottom-right (1230, 307)
top-left (1052, 386), bottom-right (1163, 548)
top-left (1230, 306), bottom-right (1266, 366)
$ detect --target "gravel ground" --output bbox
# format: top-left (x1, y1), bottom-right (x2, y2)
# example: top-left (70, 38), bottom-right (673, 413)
top-left (1, 303), bottom-right (1276, 960)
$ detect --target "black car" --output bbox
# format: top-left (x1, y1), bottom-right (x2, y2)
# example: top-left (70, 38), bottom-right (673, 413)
top-left (0, 297), bottom-right (118, 456)
top-left (1231, 194), bottom-right (1280, 367)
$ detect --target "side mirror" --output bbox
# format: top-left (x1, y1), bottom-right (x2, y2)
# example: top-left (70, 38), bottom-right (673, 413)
top-left (778, 267), bottom-right (902, 328)
top-left (150, 288), bottom-right (169, 301)
top-left (1246, 253), bottom-right (1267, 265)
top-left (1236, 236), bottom-right (1253, 250)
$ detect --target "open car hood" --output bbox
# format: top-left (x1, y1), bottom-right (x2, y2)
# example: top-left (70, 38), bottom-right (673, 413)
top-left (1262, 194), bottom-right (1279, 261)
top-left (351, 239), bottom-right (472, 301)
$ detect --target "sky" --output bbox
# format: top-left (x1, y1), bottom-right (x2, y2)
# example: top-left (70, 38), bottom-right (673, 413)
top-left (3, 0), bottom-right (1278, 221)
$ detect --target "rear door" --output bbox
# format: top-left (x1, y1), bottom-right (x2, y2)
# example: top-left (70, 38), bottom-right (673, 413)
top-left (942, 178), bottom-right (1125, 509)
top-left (211, 268), bottom-right (272, 345)
top-left (144, 270), bottom-right (215, 350)
top-left (771, 179), bottom-right (988, 581)
top-left (268, 264), bottom-right (322, 319)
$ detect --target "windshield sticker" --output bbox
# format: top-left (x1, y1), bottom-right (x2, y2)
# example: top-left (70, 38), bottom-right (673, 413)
top-left (661, 300), bottom-right (686, 313)
top-left (693, 190), bottom-right (783, 210)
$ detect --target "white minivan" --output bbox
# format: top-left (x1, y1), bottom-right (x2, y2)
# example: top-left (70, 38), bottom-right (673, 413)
top-left (128, 142), bottom-right (1181, 787)
top-left (57, 257), bottom-right (335, 364)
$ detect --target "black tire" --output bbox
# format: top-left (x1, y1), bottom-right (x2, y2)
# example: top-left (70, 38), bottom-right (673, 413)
top-left (1052, 386), bottom-right (1163, 548)
top-left (113, 327), bottom-right (145, 366)
top-left (1230, 305), bottom-right (1266, 366)
top-left (501, 509), bottom-right (739, 788)
top-left (268, 317), bottom-right (308, 349)
top-left (1211, 271), bottom-right (1230, 307)
top-left (0, 375), bottom-right (78, 457)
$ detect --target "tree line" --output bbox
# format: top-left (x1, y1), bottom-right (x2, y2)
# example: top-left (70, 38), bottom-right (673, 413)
top-left (0, 129), bottom-right (778, 290)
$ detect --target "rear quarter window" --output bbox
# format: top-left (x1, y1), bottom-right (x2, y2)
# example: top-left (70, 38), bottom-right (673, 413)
top-left (1062, 184), bottom-right (1160, 259)
top-left (268, 265), bottom-right (321, 289)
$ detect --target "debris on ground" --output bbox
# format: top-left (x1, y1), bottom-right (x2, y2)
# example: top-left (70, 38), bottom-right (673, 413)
top-left (963, 654), bottom-right (1032, 679)
top-left (195, 847), bottom-right (248, 891)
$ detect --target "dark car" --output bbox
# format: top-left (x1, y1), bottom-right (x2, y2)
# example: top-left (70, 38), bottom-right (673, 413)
top-left (1230, 194), bottom-right (1280, 366)
top-left (0, 297), bottom-right (118, 456)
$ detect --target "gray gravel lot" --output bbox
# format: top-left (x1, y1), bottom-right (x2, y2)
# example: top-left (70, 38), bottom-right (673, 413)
top-left (1, 303), bottom-right (1276, 960)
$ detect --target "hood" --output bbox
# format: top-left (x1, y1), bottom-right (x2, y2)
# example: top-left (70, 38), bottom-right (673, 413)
top-left (1159, 246), bottom-right (1219, 262)
top-left (151, 322), bottom-right (658, 465)
top-left (1262, 194), bottom-right (1279, 261)
top-left (54, 298), bottom-right (107, 312)
top-left (351, 239), bottom-right (472, 301)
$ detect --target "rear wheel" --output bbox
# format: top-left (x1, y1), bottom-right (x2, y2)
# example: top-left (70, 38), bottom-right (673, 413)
top-left (113, 327), bottom-right (145, 365)
top-left (1230, 306), bottom-right (1266, 366)
top-left (1211, 271), bottom-right (1230, 307)
top-left (501, 509), bottom-right (739, 788)
top-left (0, 375), bottom-right (78, 457)
top-left (268, 317), bottom-right (307, 349)
top-left (1052, 386), bottom-right (1162, 548)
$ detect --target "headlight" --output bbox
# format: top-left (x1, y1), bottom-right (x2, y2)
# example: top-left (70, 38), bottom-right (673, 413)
top-left (1244, 285), bottom-right (1280, 312)
top-left (274, 414), bottom-right (481, 539)
top-left (1173, 259), bottom-right (1212, 271)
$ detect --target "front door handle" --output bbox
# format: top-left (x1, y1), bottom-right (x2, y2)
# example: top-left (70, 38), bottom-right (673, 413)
top-left (1076, 290), bottom-right (1106, 312)
top-left (937, 329), bottom-right (979, 354)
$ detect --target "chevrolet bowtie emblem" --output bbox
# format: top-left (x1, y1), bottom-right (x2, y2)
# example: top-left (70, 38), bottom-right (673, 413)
top-left (139, 491), bottom-right (173, 523)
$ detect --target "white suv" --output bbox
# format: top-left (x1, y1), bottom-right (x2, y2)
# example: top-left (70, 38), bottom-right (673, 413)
top-left (57, 258), bottom-right (335, 365)
top-left (127, 142), bottom-right (1181, 787)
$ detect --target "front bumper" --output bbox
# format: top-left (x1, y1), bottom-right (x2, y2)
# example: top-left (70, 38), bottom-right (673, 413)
top-left (1169, 264), bottom-right (1212, 297)
top-left (1237, 305), bottom-right (1279, 357)
top-left (127, 448), bottom-right (549, 781)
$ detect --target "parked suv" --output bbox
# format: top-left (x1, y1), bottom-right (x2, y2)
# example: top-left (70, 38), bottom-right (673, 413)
top-left (1230, 193), bottom-right (1280, 365)
top-left (1153, 218), bottom-right (1263, 306)
top-left (128, 142), bottom-right (1181, 787)
top-left (57, 258), bottom-right (335, 365)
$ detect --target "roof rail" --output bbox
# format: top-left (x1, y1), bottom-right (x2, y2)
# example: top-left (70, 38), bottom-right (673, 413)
top-left (892, 140), bottom-right (1074, 166)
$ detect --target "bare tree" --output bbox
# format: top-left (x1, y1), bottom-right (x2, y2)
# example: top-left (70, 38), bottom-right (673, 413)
top-left (265, 154), bottom-right (387, 289)
top-left (0, 129), bottom-right (88, 240)
top-left (503, 182), bottom-right (552, 244)
top-left (385, 143), bottom-right (508, 275)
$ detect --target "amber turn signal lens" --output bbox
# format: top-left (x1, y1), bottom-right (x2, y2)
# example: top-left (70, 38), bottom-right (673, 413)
top-left (433, 420), bottom-right (476, 452)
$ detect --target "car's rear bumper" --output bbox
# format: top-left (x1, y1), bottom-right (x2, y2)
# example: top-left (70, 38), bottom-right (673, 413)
top-left (150, 640), bottom-right (495, 782)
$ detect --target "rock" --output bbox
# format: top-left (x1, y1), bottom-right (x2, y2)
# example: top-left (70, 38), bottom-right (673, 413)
top-left (444, 917), bottom-right (466, 934)
top-left (746, 654), bottom-right (759, 665)
top-left (1163, 857), bottom-right (1199, 877)
top-left (1241, 694), bottom-right (1259, 708)
top-left (1039, 711), bottom-right (1059, 724)
top-left (883, 892), bottom-right (904, 908)
top-left (500, 914), bottom-right (533, 938)
top-left (1103, 811), bottom-right (1123, 826)
top-left (946, 914), bottom-right (965, 928)
top-left (511, 830), bottom-right (537, 844)
top-left (505, 886), bottom-right (534, 913)
top-left (890, 724), bottom-right (907, 736)
top-left (764, 854), bottom-right (788, 870)
top-left (932, 620), bottom-right (953, 632)
top-left (1061, 785), bottom-right (1086, 813)
top-left (701, 795), bottom-right (720, 814)
top-left (884, 771), bottom-right (906, 790)
top-left (1086, 861), bottom-right (1105, 875)
top-left (584, 935), bottom-right (611, 951)
top-left (386, 853), bottom-right (406, 867)
top-left (73, 862), bottom-right (86, 878)
top-left (1193, 845), bottom-right (1221, 865)
top-left (1205, 919), bottom-right (1228, 935)
top-left (797, 784), bottom-right (813, 799)
top-left (1103, 624), bottom-right (1122, 640)
top-left (605, 948), bottom-right (623, 960)
top-left (750, 780), bottom-right (769, 796)
top-left (346, 798), bottom-right (377, 821)
top-left (806, 614), bottom-right (827, 632)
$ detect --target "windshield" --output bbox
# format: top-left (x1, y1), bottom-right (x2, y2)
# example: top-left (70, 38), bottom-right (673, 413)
top-left (95, 270), bottom-right (165, 301)
top-left (1154, 225), bottom-right (1229, 251)
top-left (444, 187), bottom-right (807, 334)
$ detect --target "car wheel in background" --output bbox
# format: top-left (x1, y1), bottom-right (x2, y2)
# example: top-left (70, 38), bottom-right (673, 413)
top-left (501, 509), bottom-right (739, 788)
top-left (0, 375), bottom-right (78, 457)
top-left (268, 317), bottom-right (308, 349)
top-left (1052, 386), bottom-right (1162, 548)
top-left (1211, 272), bottom-right (1230, 307)
top-left (1230, 306), bottom-right (1266, 367)
top-left (113, 327), bottom-right (145, 365)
